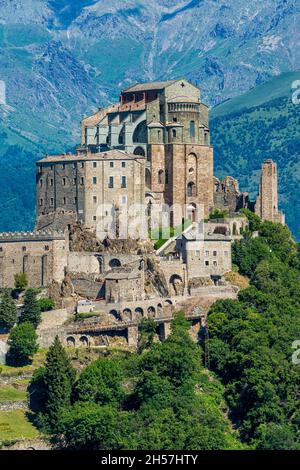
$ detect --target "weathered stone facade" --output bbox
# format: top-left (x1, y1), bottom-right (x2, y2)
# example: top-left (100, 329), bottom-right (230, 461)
top-left (81, 79), bottom-right (214, 221)
top-left (255, 159), bottom-right (285, 224)
top-left (36, 149), bottom-right (145, 233)
top-left (0, 231), bottom-right (68, 288)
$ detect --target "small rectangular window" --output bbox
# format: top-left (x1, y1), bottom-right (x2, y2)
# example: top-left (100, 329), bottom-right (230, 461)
top-left (93, 196), bottom-right (97, 204)
top-left (81, 162), bottom-right (84, 168)
top-left (44, 245), bottom-right (50, 251)
top-left (213, 260), bottom-right (218, 266)
top-left (50, 198), bottom-right (54, 206)
top-left (40, 180), bottom-right (43, 187)
top-left (109, 176), bottom-right (114, 188)
top-left (205, 260), bottom-right (209, 266)
top-left (93, 162), bottom-right (97, 168)
top-left (93, 177), bottom-right (97, 185)
top-left (63, 197), bottom-right (66, 205)
top-left (40, 198), bottom-right (43, 206)
top-left (121, 176), bottom-right (127, 188)
top-left (93, 216), bottom-right (97, 221)
top-left (22, 246), bottom-right (27, 252)
top-left (73, 178), bottom-right (77, 185)
top-left (195, 250), bottom-right (200, 257)
top-left (63, 178), bottom-right (66, 186)
top-left (80, 177), bottom-right (84, 185)
top-left (74, 197), bottom-right (77, 204)
top-left (224, 251), bottom-right (229, 257)
top-left (205, 250), bottom-right (209, 257)
top-left (213, 251), bottom-right (217, 257)
top-left (121, 196), bottom-right (127, 204)
top-left (122, 162), bottom-right (126, 168)
top-left (50, 179), bottom-right (54, 187)
top-left (110, 162), bottom-right (114, 168)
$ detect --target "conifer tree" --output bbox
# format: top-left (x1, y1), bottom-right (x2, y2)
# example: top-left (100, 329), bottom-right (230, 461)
top-left (43, 336), bottom-right (76, 430)
top-left (19, 289), bottom-right (41, 328)
top-left (0, 290), bottom-right (17, 330)
top-left (7, 322), bottom-right (38, 366)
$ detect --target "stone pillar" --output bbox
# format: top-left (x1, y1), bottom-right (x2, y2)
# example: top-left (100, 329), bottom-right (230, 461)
top-left (161, 321), bottom-right (171, 340)
top-left (127, 325), bottom-right (139, 348)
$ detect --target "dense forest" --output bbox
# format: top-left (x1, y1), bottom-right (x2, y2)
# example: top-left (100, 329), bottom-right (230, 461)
top-left (22, 212), bottom-right (300, 449)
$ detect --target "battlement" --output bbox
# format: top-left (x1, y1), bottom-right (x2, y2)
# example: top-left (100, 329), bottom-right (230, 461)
top-left (0, 229), bottom-right (67, 242)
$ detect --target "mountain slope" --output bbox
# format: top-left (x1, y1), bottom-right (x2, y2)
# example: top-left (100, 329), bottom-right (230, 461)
top-left (210, 72), bottom-right (300, 239)
top-left (0, 0), bottom-right (299, 232)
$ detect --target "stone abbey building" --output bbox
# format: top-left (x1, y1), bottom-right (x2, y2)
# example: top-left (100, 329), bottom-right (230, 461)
top-left (0, 79), bottom-right (284, 290)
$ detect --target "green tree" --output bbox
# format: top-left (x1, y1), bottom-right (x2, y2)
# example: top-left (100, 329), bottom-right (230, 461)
top-left (74, 358), bottom-right (124, 406)
top-left (239, 208), bottom-right (262, 232)
top-left (39, 298), bottom-right (55, 312)
top-left (43, 336), bottom-right (76, 430)
top-left (7, 322), bottom-right (38, 366)
top-left (138, 318), bottom-right (156, 352)
top-left (19, 289), bottom-right (41, 328)
top-left (0, 290), bottom-right (17, 330)
top-left (14, 272), bottom-right (28, 290)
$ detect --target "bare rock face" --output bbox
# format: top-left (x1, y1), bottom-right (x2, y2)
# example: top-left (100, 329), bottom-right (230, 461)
top-left (188, 277), bottom-right (214, 289)
top-left (103, 237), bottom-right (155, 255)
top-left (69, 224), bottom-right (104, 252)
top-left (145, 256), bottom-right (169, 297)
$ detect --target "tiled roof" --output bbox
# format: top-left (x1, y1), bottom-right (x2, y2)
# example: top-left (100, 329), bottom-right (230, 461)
top-left (123, 80), bottom-right (179, 93)
top-left (37, 149), bottom-right (145, 164)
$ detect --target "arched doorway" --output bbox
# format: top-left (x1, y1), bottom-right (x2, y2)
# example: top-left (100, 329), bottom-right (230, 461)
top-left (133, 120), bottom-right (147, 143)
top-left (66, 336), bottom-right (76, 347)
top-left (147, 306), bottom-right (156, 318)
top-left (79, 336), bottom-right (89, 347)
top-left (134, 146), bottom-right (146, 157)
top-left (169, 274), bottom-right (184, 296)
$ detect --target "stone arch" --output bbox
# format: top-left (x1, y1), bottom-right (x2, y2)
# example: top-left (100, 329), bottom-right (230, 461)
top-left (147, 306), bottom-right (156, 318)
top-left (187, 203), bottom-right (197, 222)
top-left (164, 299), bottom-right (173, 306)
top-left (169, 274), bottom-right (183, 296)
top-left (133, 120), bottom-right (147, 143)
top-left (135, 307), bottom-right (144, 319)
top-left (118, 126), bottom-right (125, 145)
top-left (157, 303), bottom-right (163, 315)
top-left (158, 169), bottom-right (164, 184)
top-left (187, 181), bottom-right (196, 197)
top-left (109, 309), bottom-right (121, 321)
top-left (79, 336), bottom-right (89, 347)
top-left (66, 336), bottom-right (76, 347)
top-left (134, 146), bottom-right (145, 157)
top-left (109, 258), bottom-right (121, 268)
top-left (96, 255), bottom-right (104, 274)
top-left (123, 308), bottom-right (132, 321)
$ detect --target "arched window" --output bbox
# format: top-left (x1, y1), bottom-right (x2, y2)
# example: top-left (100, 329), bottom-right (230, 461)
top-left (187, 182), bottom-right (196, 197)
top-left (189, 121), bottom-right (195, 138)
top-left (158, 170), bottom-right (164, 184)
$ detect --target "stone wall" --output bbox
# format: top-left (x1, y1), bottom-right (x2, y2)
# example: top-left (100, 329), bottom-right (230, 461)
top-left (0, 231), bottom-right (68, 288)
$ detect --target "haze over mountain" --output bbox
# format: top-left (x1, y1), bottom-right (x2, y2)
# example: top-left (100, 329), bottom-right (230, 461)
top-left (0, 0), bottom-right (299, 234)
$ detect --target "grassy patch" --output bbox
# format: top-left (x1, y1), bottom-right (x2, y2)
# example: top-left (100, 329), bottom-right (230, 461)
top-left (0, 350), bottom-right (47, 377)
top-left (151, 220), bottom-right (192, 250)
top-left (0, 386), bottom-right (27, 402)
top-left (0, 410), bottom-right (39, 442)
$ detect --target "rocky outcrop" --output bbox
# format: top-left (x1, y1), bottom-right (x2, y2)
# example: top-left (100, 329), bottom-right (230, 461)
top-left (145, 256), bottom-right (169, 297)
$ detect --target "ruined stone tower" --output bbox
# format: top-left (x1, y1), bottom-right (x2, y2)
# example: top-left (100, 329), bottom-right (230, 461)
top-left (255, 159), bottom-right (285, 224)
